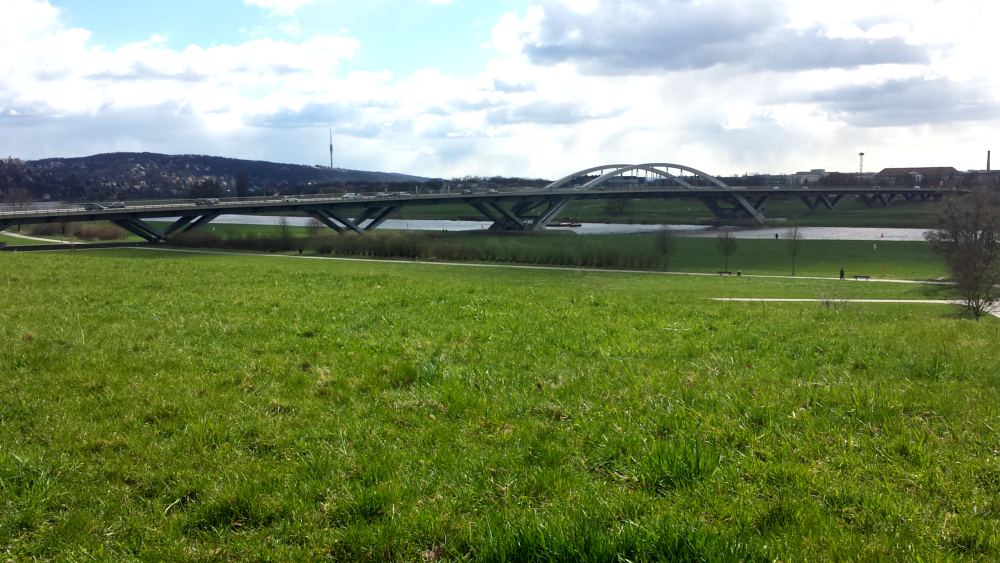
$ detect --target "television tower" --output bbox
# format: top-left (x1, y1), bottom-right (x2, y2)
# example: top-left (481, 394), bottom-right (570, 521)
top-left (859, 152), bottom-right (865, 176)
top-left (329, 127), bottom-right (334, 169)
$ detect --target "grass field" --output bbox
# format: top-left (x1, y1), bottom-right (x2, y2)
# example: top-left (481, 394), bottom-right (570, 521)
top-left (2, 249), bottom-right (997, 561)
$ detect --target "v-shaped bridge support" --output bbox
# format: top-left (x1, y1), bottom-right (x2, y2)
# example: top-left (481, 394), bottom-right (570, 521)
top-left (470, 197), bottom-right (577, 231)
top-left (306, 206), bottom-right (400, 234)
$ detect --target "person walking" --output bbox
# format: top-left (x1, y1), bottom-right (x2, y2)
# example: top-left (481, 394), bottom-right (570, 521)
top-left (840, 267), bottom-right (845, 280)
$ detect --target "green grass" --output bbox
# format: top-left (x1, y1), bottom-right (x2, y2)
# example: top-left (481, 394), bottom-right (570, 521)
top-left (1, 249), bottom-right (998, 561)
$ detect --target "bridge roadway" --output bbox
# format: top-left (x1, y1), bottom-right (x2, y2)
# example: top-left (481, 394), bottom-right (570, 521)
top-left (0, 186), bottom-right (953, 243)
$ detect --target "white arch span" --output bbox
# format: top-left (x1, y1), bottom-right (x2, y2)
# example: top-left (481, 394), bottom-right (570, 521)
top-left (546, 163), bottom-right (729, 190)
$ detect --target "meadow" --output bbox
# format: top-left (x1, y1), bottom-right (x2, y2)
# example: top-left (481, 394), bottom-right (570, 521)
top-left (1, 248), bottom-right (998, 562)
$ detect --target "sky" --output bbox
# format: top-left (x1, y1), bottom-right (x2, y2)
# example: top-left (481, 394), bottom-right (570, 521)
top-left (0, 0), bottom-right (997, 179)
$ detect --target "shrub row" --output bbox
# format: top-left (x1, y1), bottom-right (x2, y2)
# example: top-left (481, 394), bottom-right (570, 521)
top-left (26, 222), bottom-right (129, 241)
top-left (171, 231), bottom-right (300, 252)
top-left (171, 230), bottom-right (673, 271)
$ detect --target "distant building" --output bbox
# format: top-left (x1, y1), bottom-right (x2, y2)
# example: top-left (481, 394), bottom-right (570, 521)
top-left (607, 176), bottom-right (639, 188)
top-left (792, 169), bottom-right (828, 185)
top-left (721, 174), bottom-right (793, 187)
top-left (875, 167), bottom-right (960, 186)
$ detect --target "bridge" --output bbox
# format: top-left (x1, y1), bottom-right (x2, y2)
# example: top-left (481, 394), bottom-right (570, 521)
top-left (0, 163), bottom-right (954, 242)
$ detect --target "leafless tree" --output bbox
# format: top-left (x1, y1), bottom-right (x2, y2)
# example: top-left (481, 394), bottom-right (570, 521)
top-left (604, 198), bottom-right (633, 216)
top-left (278, 215), bottom-right (291, 240)
top-left (3, 187), bottom-right (32, 231)
top-left (654, 225), bottom-right (677, 270)
top-left (785, 226), bottom-right (803, 275)
top-left (716, 230), bottom-right (739, 273)
top-left (926, 189), bottom-right (1000, 320)
top-left (305, 217), bottom-right (325, 238)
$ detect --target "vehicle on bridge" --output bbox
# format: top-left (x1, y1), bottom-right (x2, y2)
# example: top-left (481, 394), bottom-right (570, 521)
top-left (108, 202), bottom-right (126, 209)
top-left (196, 198), bottom-right (220, 206)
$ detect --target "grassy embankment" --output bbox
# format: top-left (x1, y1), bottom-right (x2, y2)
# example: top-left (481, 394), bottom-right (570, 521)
top-left (5, 221), bottom-right (947, 281)
top-left (388, 197), bottom-right (942, 228)
top-left (1, 249), bottom-right (997, 561)
top-left (161, 223), bottom-right (948, 281)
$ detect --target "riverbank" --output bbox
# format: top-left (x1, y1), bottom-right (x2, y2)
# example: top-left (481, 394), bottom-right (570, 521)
top-left (387, 196), bottom-right (943, 228)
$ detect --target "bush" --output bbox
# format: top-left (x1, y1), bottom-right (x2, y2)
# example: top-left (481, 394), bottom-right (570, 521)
top-left (26, 223), bottom-right (68, 236)
top-left (171, 231), bottom-right (226, 249)
top-left (27, 222), bottom-right (129, 241)
top-left (171, 231), bottom-right (297, 252)
top-left (76, 224), bottom-right (129, 241)
top-left (168, 228), bottom-right (676, 273)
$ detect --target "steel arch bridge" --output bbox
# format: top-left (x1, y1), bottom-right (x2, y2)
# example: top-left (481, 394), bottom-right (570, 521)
top-left (0, 161), bottom-right (953, 244)
top-left (543, 162), bottom-right (765, 224)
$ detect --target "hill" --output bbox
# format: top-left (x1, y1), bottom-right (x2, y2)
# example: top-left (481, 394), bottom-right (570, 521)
top-left (0, 152), bottom-right (428, 201)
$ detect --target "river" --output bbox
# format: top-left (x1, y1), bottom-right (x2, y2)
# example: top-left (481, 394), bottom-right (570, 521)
top-left (178, 215), bottom-right (931, 242)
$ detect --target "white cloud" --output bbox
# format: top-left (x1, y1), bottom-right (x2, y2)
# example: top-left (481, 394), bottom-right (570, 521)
top-left (0, 0), bottom-right (998, 179)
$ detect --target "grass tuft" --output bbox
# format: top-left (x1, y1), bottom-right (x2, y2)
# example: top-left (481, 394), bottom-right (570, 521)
top-left (638, 438), bottom-right (720, 494)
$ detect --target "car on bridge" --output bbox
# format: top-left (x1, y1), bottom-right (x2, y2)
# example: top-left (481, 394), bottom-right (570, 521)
top-left (108, 201), bottom-right (126, 209)
top-left (196, 198), bottom-right (220, 205)
top-left (341, 193), bottom-right (362, 200)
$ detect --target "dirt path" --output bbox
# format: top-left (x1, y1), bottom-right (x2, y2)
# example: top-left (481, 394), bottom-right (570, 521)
top-left (0, 231), bottom-right (81, 244)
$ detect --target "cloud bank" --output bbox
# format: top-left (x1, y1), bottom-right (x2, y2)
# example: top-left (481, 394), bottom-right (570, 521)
top-left (0, 0), bottom-right (997, 177)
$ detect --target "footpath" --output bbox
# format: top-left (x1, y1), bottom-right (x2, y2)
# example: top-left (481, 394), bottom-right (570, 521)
top-left (0, 231), bottom-right (80, 244)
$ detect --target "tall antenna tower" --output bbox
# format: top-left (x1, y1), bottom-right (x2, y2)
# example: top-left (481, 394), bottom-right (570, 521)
top-left (329, 127), bottom-right (334, 169)
top-left (859, 152), bottom-right (865, 176)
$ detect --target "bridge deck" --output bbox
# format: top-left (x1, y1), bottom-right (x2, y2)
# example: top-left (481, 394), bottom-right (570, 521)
top-left (0, 186), bottom-right (955, 237)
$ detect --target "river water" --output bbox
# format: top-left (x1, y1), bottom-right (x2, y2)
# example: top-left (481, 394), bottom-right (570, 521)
top-left (165, 215), bottom-right (931, 242)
